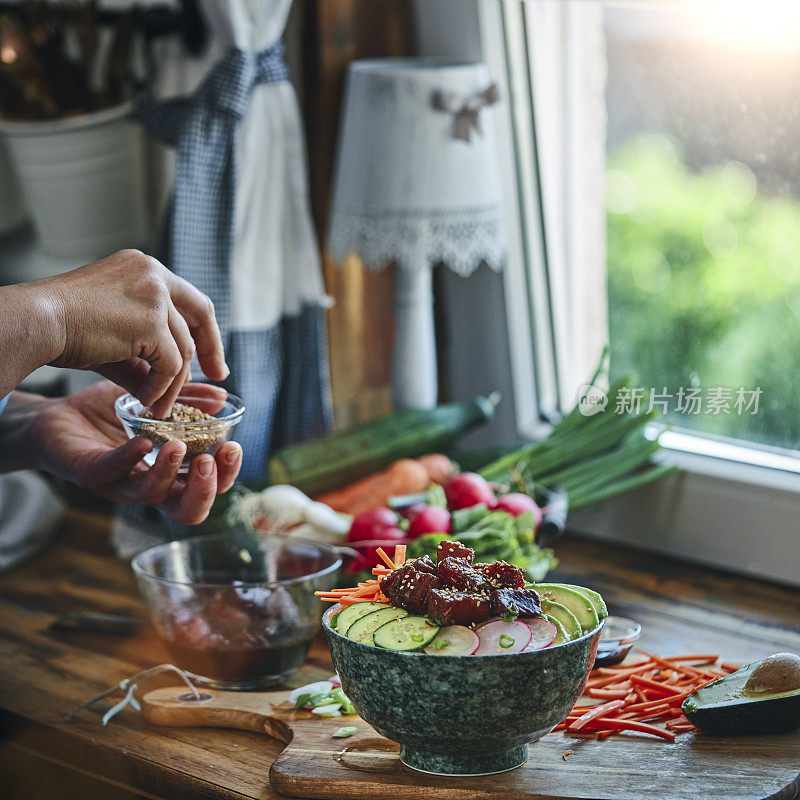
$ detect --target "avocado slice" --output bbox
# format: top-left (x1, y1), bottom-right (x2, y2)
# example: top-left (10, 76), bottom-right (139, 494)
top-left (536, 584), bottom-right (600, 632)
top-left (682, 655), bottom-right (800, 735)
top-left (543, 614), bottom-right (570, 646)
top-left (541, 600), bottom-right (582, 640)
top-left (560, 584), bottom-right (608, 620)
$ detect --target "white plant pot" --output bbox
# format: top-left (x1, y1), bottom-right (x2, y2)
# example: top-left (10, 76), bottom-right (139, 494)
top-left (0, 137), bottom-right (27, 235)
top-left (0, 103), bottom-right (149, 258)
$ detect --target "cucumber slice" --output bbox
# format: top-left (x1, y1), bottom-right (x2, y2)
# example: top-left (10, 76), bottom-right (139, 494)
top-left (543, 615), bottom-right (570, 646)
top-left (346, 606), bottom-right (408, 644)
top-left (541, 600), bottom-right (582, 640)
top-left (560, 584), bottom-right (608, 621)
top-left (333, 602), bottom-right (388, 635)
top-left (374, 616), bottom-right (441, 651)
top-left (536, 584), bottom-right (600, 632)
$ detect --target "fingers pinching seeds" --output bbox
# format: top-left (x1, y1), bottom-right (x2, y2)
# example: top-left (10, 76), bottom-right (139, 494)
top-left (166, 274), bottom-right (229, 381)
top-left (137, 335), bottom-right (184, 408)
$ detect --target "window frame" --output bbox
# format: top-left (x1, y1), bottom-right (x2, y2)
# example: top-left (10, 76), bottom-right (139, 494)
top-left (415, 0), bottom-right (800, 588)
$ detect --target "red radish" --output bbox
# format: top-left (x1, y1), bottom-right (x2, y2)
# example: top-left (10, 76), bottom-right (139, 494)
top-left (494, 493), bottom-right (542, 526)
top-left (522, 618), bottom-right (558, 651)
top-left (423, 625), bottom-right (480, 656)
top-left (444, 472), bottom-right (496, 510)
top-left (407, 505), bottom-right (452, 539)
top-left (474, 620), bottom-right (532, 655)
top-left (399, 502), bottom-right (428, 520)
top-left (347, 508), bottom-right (400, 543)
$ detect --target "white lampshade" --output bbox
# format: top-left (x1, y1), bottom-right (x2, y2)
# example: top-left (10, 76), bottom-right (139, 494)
top-left (328, 58), bottom-right (506, 276)
top-left (327, 58), bottom-right (507, 410)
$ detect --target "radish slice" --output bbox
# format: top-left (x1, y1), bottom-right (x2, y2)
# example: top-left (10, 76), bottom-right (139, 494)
top-left (474, 620), bottom-right (532, 655)
top-left (424, 625), bottom-right (480, 655)
top-left (523, 618), bottom-right (558, 651)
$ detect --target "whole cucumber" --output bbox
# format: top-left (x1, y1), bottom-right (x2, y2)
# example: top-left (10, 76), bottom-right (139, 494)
top-left (268, 394), bottom-right (500, 496)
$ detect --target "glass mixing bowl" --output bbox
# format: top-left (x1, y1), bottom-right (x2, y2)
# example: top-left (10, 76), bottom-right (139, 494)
top-left (132, 532), bottom-right (341, 689)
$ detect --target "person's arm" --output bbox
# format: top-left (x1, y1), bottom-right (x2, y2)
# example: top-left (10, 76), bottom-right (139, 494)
top-left (0, 249), bottom-right (229, 417)
top-left (0, 283), bottom-right (64, 399)
top-left (0, 383), bottom-right (242, 525)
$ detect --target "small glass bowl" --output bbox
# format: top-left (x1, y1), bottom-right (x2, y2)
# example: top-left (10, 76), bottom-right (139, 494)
top-left (132, 531), bottom-right (341, 689)
top-left (115, 391), bottom-right (245, 474)
top-left (593, 615), bottom-right (642, 666)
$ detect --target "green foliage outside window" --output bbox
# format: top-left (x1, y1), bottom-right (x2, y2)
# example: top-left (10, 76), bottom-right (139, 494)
top-left (607, 134), bottom-right (800, 450)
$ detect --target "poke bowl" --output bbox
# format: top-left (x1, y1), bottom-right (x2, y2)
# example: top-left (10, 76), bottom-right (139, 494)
top-left (133, 531), bottom-right (340, 689)
top-left (321, 539), bottom-right (605, 776)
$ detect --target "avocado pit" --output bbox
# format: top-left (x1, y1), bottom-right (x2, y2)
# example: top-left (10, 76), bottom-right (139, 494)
top-left (743, 652), bottom-right (800, 696)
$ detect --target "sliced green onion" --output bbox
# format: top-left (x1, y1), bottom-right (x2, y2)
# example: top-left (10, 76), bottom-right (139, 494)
top-left (332, 726), bottom-right (358, 738)
top-left (411, 634), bottom-right (424, 642)
top-left (434, 639), bottom-right (449, 650)
top-left (499, 634), bottom-right (515, 649)
top-left (312, 703), bottom-right (342, 717)
top-left (293, 693), bottom-right (312, 710)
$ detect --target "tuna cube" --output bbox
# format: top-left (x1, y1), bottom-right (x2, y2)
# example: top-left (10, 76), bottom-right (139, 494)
top-left (490, 588), bottom-right (542, 618)
top-left (437, 556), bottom-right (486, 593)
top-left (436, 540), bottom-right (475, 564)
top-left (474, 561), bottom-right (526, 589)
top-left (380, 567), bottom-right (401, 595)
top-left (413, 554), bottom-right (437, 574)
top-left (427, 588), bottom-right (491, 627)
top-left (387, 564), bottom-right (440, 614)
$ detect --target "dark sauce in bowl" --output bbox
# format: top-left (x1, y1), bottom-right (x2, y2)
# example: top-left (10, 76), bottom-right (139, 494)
top-left (160, 635), bottom-right (313, 686)
top-left (159, 583), bottom-right (316, 687)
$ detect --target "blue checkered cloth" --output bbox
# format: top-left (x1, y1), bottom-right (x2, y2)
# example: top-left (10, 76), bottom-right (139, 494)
top-left (139, 43), bottom-right (332, 481)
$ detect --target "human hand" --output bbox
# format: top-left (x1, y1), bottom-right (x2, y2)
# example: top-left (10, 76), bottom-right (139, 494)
top-left (40, 250), bottom-right (228, 418)
top-left (28, 381), bottom-right (242, 524)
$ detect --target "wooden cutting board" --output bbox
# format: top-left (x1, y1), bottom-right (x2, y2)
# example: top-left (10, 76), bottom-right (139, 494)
top-left (142, 684), bottom-right (800, 800)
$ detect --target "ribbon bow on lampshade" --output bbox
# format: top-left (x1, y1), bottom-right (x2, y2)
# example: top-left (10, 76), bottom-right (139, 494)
top-left (431, 83), bottom-right (500, 143)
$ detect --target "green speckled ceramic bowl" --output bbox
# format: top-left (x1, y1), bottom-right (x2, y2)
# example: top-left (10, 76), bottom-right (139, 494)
top-left (323, 607), bottom-right (602, 776)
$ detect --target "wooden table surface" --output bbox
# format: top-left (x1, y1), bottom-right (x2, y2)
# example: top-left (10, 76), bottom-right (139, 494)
top-left (1, 509), bottom-right (799, 800)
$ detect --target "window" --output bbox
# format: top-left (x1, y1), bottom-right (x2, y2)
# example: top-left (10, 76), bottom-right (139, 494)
top-left (605, 0), bottom-right (800, 455)
top-left (417, 0), bottom-right (800, 587)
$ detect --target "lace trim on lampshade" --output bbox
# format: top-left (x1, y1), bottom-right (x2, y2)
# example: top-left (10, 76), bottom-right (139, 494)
top-left (328, 205), bottom-right (507, 276)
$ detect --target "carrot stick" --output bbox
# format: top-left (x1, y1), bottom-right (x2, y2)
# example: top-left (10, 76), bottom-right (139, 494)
top-left (569, 700), bottom-right (626, 730)
top-left (375, 548), bottom-right (397, 570)
top-left (629, 675), bottom-right (685, 697)
top-left (587, 688), bottom-right (631, 700)
top-left (580, 717), bottom-right (676, 742)
top-left (394, 544), bottom-right (406, 566)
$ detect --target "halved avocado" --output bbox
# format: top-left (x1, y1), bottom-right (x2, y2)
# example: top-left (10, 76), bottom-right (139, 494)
top-left (682, 657), bottom-right (800, 735)
top-left (536, 584), bottom-right (600, 632)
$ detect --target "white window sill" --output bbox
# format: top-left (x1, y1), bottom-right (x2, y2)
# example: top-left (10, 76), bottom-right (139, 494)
top-left (570, 429), bottom-right (800, 590)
